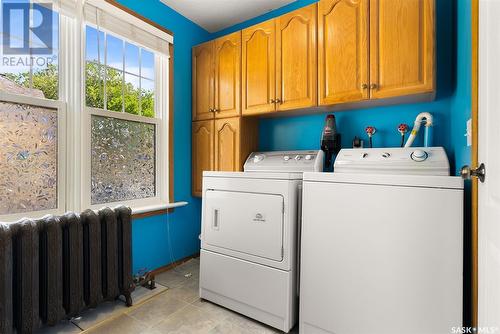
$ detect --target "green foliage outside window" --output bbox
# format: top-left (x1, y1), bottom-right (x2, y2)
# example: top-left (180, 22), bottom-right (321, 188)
top-left (5, 62), bottom-right (154, 118)
top-left (4, 64), bottom-right (59, 100)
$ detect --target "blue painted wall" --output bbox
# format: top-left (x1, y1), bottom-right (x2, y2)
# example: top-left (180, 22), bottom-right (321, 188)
top-left (115, 0), bottom-right (210, 274)
top-left (210, 0), bottom-right (470, 175)
top-left (117, 0), bottom-right (471, 274)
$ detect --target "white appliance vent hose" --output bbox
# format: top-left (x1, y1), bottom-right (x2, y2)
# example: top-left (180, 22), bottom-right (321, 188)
top-left (404, 112), bottom-right (434, 147)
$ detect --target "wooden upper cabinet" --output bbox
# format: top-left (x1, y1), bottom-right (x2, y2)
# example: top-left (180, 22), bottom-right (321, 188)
top-left (192, 120), bottom-right (214, 197)
top-left (242, 20), bottom-right (276, 116)
top-left (276, 4), bottom-right (317, 111)
top-left (214, 32), bottom-right (241, 119)
top-left (192, 41), bottom-right (214, 121)
top-left (214, 118), bottom-right (240, 172)
top-left (318, 0), bottom-right (369, 105)
top-left (369, 0), bottom-right (435, 99)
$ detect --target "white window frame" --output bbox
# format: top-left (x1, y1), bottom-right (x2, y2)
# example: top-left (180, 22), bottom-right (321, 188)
top-left (79, 19), bottom-right (170, 213)
top-left (0, 0), bottom-right (172, 222)
top-left (0, 5), bottom-right (69, 222)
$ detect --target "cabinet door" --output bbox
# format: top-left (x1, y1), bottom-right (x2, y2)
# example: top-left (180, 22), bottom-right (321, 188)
top-left (192, 41), bottom-right (214, 121)
top-left (214, 118), bottom-right (241, 172)
top-left (369, 0), bottom-right (435, 99)
top-left (214, 32), bottom-right (241, 119)
top-left (276, 4), bottom-right (317, 111)
top-left (242, 20), bottom-right (276, 115)
top-left (318, 0), bottom-right (369, 105)
top-left (192, 120), bottom-right (214, 197)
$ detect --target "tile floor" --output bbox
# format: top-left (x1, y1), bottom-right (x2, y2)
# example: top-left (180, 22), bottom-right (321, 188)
top-left (38, 257), bottom-right (298, 334)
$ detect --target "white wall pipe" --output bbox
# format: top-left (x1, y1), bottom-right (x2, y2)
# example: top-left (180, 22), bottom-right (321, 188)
top-left (404, 112), bottom-right (434, 147)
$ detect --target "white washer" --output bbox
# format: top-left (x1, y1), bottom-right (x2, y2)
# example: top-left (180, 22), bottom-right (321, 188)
top-left (300, 147), bottom-right (464, 334)
top-left (200, 150), bottom-right (323, 333)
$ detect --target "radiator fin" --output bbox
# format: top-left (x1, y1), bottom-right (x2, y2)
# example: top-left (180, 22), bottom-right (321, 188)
top-left (99, 208), bottom-right (120, 300)
top-left (81, 209), bottom-right (103, 308)
top-left (0, 224), bottom-right (13, 334)
top-left (116, 206), bottom-right (134, 305)
top-left (61, 213), bottom-right (85, 317)
top-left (12, 219), bottom-right (41, 333)
top-left (37, 216), bottom-right (65, 326)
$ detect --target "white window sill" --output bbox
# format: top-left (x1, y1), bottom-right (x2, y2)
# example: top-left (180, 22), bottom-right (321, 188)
top-left (0, 202), bottom-right (189, 224)
top-left (131, 201), bottom-right (189, 215)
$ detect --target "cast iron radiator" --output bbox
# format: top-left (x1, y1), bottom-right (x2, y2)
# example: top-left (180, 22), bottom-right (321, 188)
top-left (0, 206), bottom-right (134, 334)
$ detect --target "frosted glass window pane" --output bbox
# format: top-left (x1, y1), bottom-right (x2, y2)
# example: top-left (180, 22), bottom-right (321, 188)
top-left (91, 115), bottom-right (155, 205)
top-left (0, 101), bottom-right (58, 215)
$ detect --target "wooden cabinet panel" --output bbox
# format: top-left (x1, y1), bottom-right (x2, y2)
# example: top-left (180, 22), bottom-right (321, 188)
top-left (369, 0), bottom-right (435, 99)
top-left (192, 120), bottom-right (214, 197)
top-left (276, 4), bottom-right (317, 110)
top-left (214, 118), bottom-right (240, 172)
top-left (192, 41), bottom-right (214, 121)
top-left (214, 32), bottom-right (241, 119)
top-left (318, 0), bottom-right (369, 105)
top-left (242, 20), bottom-right (276, 115)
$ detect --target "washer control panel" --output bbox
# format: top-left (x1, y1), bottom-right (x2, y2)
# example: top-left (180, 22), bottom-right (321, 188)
top-left (334, 147), bottom-right (450, 176)
top-left (244, 150), bottom-right (324, 172)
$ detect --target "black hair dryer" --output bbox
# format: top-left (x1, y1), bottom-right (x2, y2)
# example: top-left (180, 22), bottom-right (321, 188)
top-left (320, 114), bottom-right (341, 172)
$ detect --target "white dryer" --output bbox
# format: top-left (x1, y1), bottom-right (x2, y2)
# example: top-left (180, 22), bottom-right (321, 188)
top-left (200, 150), bottom-right (323, 333)
top-left (299, 147), bottom-right (464, 334)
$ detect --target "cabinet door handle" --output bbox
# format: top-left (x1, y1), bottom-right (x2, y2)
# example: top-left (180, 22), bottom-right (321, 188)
top-left (270, 99), bottom-right (276, 104)
top-left (209, 108), bottom-right (213, 112)
top-left (370, 83), bottom-right (378, 89)
top-left (214, 108), bottom-right (220, 113)
top-left (361, 83), bottom-right (368, 89)
top-left (275, 98), bottom-right (282, 104)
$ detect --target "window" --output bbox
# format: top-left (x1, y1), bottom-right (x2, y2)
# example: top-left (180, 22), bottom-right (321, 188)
top-left (0, 1), bottom-right (65, 221)
top-left (0, 0), bottom-right (172, 221)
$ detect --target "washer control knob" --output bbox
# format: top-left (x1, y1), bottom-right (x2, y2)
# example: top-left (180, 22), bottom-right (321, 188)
top-left (283, 155), bottom-right (290, 161)
top-left (305, 154), bottom-right (313, 161)
top-left (382, 152), bottom-right (391, 158)
top-left (253, 154), bottom-right (265, 163)
top-left (295, 155), bottom-right (302, 161)
top-left (411, 149), bottom-right (428, 162)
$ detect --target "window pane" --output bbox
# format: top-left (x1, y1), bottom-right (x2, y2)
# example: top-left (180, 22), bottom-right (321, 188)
top-left (0, 101), bottom-right (58, 215)
top-left (32, 49), bottom-right (59, 101)
top-left (141, 78), bottom-right (154, 118)
top-left (106, 34), bottom-right (123, 71)
top-left (0, 5), bottom-right (59, 100)
top-left (141, 49), bottom-right (155, 80)
top-left (91, 115), bottom-right (156, 205)
top-left (106, 67), bottom-right (123, 112)
top-left (86, 26), bottom-right (104, 63)
top-left (125, 43), bottom-right (139, 76)
top-left (85, 61), bottom-right (104, 108)
top-left (124, 73), bottom-right (140, 115)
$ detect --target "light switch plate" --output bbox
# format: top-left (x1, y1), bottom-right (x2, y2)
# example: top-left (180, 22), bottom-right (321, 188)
top-left (465, 118), bottom-right (472, 147)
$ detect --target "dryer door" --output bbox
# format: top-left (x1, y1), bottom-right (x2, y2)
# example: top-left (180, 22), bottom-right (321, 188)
top-left (203, 190), bottom-right (284, 262)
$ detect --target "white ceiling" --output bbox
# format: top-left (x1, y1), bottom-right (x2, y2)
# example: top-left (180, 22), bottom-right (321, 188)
top-left (160, 0), bottom-right (296, 33)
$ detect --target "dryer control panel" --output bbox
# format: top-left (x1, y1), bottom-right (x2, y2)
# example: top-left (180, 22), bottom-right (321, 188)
top-left (244, 150), bottom-right (324, 172)
top-left (334, 147), bottom-right (450, 176)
